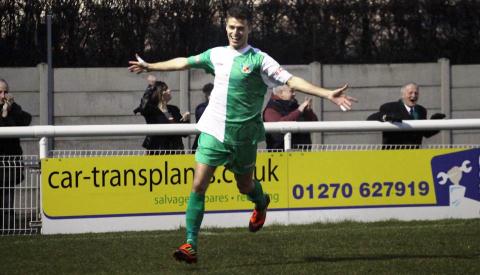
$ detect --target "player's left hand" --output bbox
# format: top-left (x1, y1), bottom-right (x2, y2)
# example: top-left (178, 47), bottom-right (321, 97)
top-left (328, 84), bottom-right (357, 111)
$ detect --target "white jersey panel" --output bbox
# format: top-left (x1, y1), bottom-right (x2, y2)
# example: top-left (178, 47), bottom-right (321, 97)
top-left (196, 46), bottom-right (292, 143)
top-left (197, 47), bottom-right (237, 142)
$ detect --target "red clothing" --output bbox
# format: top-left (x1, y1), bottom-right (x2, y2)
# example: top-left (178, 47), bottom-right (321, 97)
top-left (263, 94), bottom-right (318, 122)
top-left (262, 94), bottom-right (318, 150)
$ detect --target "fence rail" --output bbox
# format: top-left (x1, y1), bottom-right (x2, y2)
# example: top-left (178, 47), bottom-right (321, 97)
top-left (1, 119), bottom-right (480, 138)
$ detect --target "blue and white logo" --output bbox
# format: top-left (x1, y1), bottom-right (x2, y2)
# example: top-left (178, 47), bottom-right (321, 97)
top-left (431, 148), bottom-right (480, 207)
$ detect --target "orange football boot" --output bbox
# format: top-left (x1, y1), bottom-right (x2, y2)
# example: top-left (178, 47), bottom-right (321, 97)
top-left (248, 194), bottom-right (271, 232)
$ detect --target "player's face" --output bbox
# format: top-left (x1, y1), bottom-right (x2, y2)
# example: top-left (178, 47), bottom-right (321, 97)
top-left (402, 84), bottom-right (419, 106)
top-left (226, 17), bottom-right (251, 50)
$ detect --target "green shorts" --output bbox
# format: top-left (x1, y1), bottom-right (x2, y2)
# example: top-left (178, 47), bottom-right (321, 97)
top-left (195, 133), bottom-right (257, 175)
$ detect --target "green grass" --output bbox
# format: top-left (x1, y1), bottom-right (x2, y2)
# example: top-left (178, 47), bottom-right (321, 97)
top-left (1, 219), bottom-right (479, 275)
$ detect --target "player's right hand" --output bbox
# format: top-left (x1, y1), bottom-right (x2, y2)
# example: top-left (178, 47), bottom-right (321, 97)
top-left (128, 54), bottom-right (149, 74)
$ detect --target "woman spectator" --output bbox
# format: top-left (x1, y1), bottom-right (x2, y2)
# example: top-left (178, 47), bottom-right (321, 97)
top-left (135, 81), bottom-right (190, 154)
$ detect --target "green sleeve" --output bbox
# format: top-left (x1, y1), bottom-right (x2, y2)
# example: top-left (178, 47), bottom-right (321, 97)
top-left (187, 49), bottom-right (214, 75)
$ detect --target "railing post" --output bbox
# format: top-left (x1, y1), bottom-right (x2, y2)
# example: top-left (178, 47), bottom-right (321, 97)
top-left (439, 58), bottom-right (452, 144)
top-left (38, 136), bottom-right (48, 234)
top-left (38, 64), bottom-right (48, 126)
top-left (38, 62), bottom-right (54, 152)
top-left (39, 137), bottom-right (49, 159)
top-left (309, 62), bottom-right (323, 145)
top-left (284, 132), bottom-right (292, 151)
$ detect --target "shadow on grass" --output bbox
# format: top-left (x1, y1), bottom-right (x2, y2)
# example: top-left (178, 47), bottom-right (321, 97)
top-left (304, 253), bottom-right (480, 262)
top-left (172, 253), bottom-right (480, 272)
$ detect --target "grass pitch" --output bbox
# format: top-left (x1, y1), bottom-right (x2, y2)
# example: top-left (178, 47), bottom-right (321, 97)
top-left (1, 219), bottom-right (479, 274)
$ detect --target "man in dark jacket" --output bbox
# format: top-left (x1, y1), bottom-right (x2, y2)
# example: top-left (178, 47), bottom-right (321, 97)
top-left (367, 82), bottom-right (445, 147)
top-left (0, 79), bottom-right (32, 230)
top-left (263, 84), bottom-right (318, 150)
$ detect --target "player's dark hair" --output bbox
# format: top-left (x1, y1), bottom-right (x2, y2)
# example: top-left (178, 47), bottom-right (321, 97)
top-left (227, 5), bottom-right (252, 23)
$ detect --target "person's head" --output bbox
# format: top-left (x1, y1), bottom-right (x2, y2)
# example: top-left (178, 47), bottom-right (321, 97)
top-left (401, 82), bottom-right (419, 107)
top-left (151, 81), bottom-right (171, 105)
top-left (0, 79), bottom-right (9, 102)
top-left (273, 85), bottom-right (296, 101)
top-left (226, 5), bottom-right (252, 50)
top-left (202, 83), bottom-right (213, 101)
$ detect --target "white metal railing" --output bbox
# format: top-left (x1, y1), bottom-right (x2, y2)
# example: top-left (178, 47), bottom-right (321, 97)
top-left (0, 119), bottom-right (479, 152)
top-left (1, 119), bottom-right (480, 138)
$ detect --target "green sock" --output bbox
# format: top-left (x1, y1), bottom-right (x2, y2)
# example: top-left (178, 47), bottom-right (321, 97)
top-left (246, 180), bottom-right (267, 210)
top-left (185, 191), bottom-right (205, 250)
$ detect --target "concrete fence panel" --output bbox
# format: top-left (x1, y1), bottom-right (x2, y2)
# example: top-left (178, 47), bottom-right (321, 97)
top-left (1, 60), bottom-right (479, 154)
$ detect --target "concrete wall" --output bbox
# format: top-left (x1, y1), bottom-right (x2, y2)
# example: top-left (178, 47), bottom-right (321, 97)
top-left (1, 59), bottom-right (479, 155)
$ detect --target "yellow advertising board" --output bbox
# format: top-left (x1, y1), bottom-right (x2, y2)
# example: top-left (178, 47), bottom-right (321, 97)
top-left (287, 150), bottom-right (439, 208)
top-left (41, 152), bottom-right (288, 218)
top-left (42, 148), bottom-right (467, 218)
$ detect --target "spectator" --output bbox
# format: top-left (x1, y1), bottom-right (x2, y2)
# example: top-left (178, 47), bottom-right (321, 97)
top-left (192, 83), bottom-right (213, 150)
top-left (0, 79), bottom-right (32, 231)
top-left (135, 80), bottom-right (190, 155)
top-left (263, 85), bottom-right (318, 150)
top-left (133, 75), bottom-right (157, 115)
top-left (367, 82), bottom-right (445, 148)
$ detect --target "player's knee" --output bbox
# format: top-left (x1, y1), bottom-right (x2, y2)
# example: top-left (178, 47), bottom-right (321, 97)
top-left (191, 178), bottom-right (207, 194)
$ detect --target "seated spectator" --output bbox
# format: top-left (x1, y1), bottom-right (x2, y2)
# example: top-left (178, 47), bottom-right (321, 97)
top-left (263, 84), bottom-right (318, 150)
top-left (0, 79), bottom-right (32, 231)
top-left (367, 82), bottom-right (445, 148)
top-left (192, 83), bottom-right (213, 150)
top-left (134, 80), bottom-right (190, 155)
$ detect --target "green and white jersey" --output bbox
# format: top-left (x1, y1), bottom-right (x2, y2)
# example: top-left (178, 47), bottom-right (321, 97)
top-left (188, 45), bottom-right (292, 145)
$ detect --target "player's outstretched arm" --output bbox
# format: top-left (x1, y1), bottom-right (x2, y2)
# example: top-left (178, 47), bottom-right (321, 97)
top-left (128, 54), bottom-right (190, 73)
top-left (286, 76), bottom-right (357, 111)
